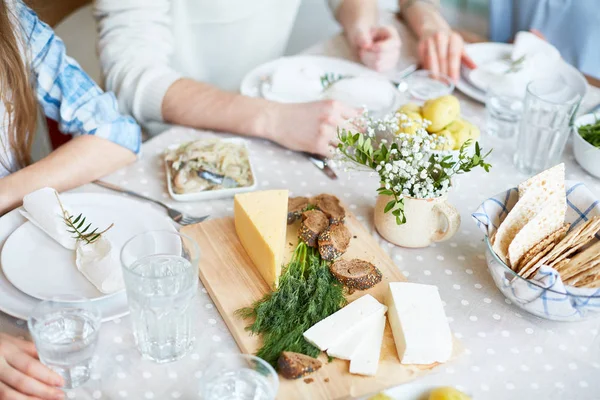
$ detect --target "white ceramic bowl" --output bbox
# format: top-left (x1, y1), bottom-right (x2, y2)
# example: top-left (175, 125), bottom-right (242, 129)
top-left (573, 113), bottom-right (600, 178)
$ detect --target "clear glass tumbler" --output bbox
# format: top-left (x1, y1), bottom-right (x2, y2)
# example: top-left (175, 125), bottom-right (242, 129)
top-left (28, 296), bottom-right (101, 389)
top-left (485, 84), bottom-right (524, 139)
top-left (514, 79), bottom-right (580, 175)
top-left (120, 230), bottom-right (200, 363)
top-left (401, 69), bottom-right (455, 101)
top-left (200, 354), bottom-right (279, 400)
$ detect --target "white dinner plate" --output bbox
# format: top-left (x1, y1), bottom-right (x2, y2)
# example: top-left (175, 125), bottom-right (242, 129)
top-left (239, 55), bottom-right (403, 115)
top-left (456, 43), bottom-right (588, 103)
top-left (0, 193), bottom-right (177, 321)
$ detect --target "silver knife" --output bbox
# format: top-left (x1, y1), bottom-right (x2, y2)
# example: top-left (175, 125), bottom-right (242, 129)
top-left (305, 153), bottom-right (338, 180)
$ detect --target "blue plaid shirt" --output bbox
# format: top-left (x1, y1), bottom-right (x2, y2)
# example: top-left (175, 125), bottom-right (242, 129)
top-left (16, 1), bottom-right (141, 154)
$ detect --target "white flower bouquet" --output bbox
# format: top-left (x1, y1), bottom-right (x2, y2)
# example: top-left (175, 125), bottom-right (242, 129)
top-left (336, 110), bottom-right (492, 225)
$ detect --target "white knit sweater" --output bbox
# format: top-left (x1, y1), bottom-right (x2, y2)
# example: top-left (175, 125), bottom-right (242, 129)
top-left (94, 0), bottom-right (343, 129)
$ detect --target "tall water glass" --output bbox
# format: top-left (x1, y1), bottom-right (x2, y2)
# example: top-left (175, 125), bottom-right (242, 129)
top-left (514, 79), bottom-right (580, 174)
top-left (121, 230), bottom-right (200, 363)
top-left (201, 354), bottom-right (279, 400)
top-left (28, 296), bottom-right (101, 389)
top-left (485, 83), bottom-right (524, 139)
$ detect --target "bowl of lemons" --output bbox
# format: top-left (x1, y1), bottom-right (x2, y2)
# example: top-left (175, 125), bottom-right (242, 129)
top-left (396, 95), bottom-right (480, 156)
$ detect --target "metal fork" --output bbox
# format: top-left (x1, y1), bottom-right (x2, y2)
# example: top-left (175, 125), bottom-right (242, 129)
top-left (94, 181), bottom-right (209, 226)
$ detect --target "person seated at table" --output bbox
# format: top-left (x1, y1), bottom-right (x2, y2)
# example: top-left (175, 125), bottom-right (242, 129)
top-left (0, 0), bottom-right (141, 216)
top-left (0, 333), bottom-right (64, 400)
top-left (93, 0), bottom-right (402, 157)
top-left (399, 0), bottom-right (600, 81)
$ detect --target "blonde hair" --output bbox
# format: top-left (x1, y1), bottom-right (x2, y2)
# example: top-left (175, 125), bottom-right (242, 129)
top-left (0, 0), bottom-right (37, 170)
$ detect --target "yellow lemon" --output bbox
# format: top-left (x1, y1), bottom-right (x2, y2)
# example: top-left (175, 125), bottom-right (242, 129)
top-left (428, 386), bottom-right (471, 400)
top-left (398, 102), bottom-right (422, 115)
top-left (422, 95), bottom-right (460, 133)
top-left (368, 394), bottom-right (393, 400)
top-left (445, 118), bottom-right (480, 150)
top-left (430, 129), bottom-right (455, 151)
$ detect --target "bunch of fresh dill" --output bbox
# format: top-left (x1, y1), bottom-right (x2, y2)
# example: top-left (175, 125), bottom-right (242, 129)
top-left (236, 242), bottom-right (346, 366)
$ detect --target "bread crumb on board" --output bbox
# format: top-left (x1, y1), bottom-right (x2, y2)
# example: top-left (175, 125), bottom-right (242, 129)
top-left (304, 378), bottom-right (314, 384)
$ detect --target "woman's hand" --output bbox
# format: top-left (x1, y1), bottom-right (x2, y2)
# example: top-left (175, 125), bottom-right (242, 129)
top-left (0, 333), bottom-right (64, 400)
top-left (347, 25), bottom-right (401, 72)
top-left (417, 29), bottom-right (476, 81)
top-left (268, 100), bottom-right (360, 157)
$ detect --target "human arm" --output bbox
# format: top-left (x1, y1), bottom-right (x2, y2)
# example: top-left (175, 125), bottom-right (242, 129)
top-left (94, 0), bottom-right (358, 157)
top-left (330, 0), bottom-right (401, 72)
top-left (0, 333), bottom-right (65, 400)
top-left (0, 135), bottom-right (134, 214)
top-left (399, 0), bottom-right (476, 80)
top-left (0, 3), bottom-right (141, 214)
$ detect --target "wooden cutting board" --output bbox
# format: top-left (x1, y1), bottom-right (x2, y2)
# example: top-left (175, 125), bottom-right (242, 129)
top-left (182, 209), bottom-right (445, 399)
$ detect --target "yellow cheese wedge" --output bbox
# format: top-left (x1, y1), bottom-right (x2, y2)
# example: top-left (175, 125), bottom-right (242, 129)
top-left (234, 190), bottom-right (289, 288)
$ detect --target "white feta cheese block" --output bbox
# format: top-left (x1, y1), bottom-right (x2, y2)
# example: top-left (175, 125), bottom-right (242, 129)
top-left (326, 307), bottom-right (385, 360)
top-left (303, 294), bottom-right (386, 351)
top-left (349, 314), bottom-right (386, 376)
top-left (21, 187), bottom-right (77, 250)
top-left (386, 282), bottom-right (453, 365)
top-left (76, 236), bottom-right (124, 294)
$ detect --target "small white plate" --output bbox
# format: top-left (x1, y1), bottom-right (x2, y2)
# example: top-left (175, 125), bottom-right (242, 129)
top-left (239, 55), bottom-right (404, 116)
top-left (240, 55), bottom-right (378, 100)
top-left (165, 138), bottom-right (258, 202)
top-left (457, 43), bottom-right (588, 103)
top-left (1, 193), bottom-right (176, 306)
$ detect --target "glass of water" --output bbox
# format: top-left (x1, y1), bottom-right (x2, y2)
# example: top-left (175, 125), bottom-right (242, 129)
top-left (514, 79), bottom-right (580, 175)
top-left (485, 83), bottom-right (524, 139)
top-left (200, 354), bottom-right (279, 400)
top-left (401, 69), bottom-right (455, 101)
top-left (28, 296), bottom-right (101, 389)
top-left (120, 230), bottom-right (200, 363)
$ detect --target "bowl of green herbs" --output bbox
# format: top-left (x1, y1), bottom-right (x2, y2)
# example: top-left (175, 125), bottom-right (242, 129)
top-left (574, 113), bottom-right (600, 178)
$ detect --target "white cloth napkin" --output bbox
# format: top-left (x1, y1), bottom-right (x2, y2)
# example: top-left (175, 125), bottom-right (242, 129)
top-left (21, 187), bottom-right (123, 294)
top-left (76, 236), bottom-right (124, 294)
top-left (470, 31), bottom-right (561, 97)
top-left (21, 187), bottom-right (77, 250)
top-left (268, 62), bottom-right (325, 103)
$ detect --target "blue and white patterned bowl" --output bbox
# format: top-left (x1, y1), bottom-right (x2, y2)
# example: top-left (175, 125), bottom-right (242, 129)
top-left (484, 237), bottom-right (600, 322)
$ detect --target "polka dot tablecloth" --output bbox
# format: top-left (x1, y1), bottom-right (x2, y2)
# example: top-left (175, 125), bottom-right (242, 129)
top-left (3, 42), bottom-right (600, 400)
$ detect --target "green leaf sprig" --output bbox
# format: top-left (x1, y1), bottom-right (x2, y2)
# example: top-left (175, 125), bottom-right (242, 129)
top-left (320, 72), bottom-right (351, 90)
top-left (55, 192), bottom-right (114, 245)
top-left (236, 242), bottom-right (346, 366)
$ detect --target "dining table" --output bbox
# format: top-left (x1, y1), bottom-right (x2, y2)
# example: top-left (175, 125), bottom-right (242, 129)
top-left (2, 25), bottom-right (600, 400)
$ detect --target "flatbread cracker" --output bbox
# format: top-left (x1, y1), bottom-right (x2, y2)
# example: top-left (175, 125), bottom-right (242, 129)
top-left (493, 164), bottom-right (566, 266)
top-left (508, 195), bottom-right (566, 267)
top-left (518, 163), bottom-right (565, 199)
top-left (559, 241), bottom-right (600, 281)
top-left (516, 224), bottom-right (569, 275)
top-left (566, 263), bottom-right (600, 288)
top-left (521, 217), bottom-right (600, 280)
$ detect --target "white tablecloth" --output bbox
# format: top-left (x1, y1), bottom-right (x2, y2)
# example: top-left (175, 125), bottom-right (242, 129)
top-left (2, 33), bottom-right (600, 400)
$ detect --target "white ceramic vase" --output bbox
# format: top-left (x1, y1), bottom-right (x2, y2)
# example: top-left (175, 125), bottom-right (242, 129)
top-left (374, 194), bottom-right (461, 248)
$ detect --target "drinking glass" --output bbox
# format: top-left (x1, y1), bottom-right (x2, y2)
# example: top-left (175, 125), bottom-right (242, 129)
top-left (200, 354), bottom-right (279, 400)
top-left (400, 70), bottom-right (454, 101)
top-left (514, 79), bottom-right (580, 175)
top-left (120, 230), bottom-right (200, 363)
top-left (485, 83), bottom-right (524, 139)
top-left (28, 296), bottom-right (101, 389)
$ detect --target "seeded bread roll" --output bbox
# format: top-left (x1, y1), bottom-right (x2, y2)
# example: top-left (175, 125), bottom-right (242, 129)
top-left (300, 210), bottom-right (329, 247)
top-left (288, 196), bottom-right (309, 225)
top-left (329, 259), bottom-right (382, 290)
top-left (311, 194), bottom-right (345, 224)
top-left (277, 352), bottom-right (322, 379)
top-left (318, 223), bottom-right (351, 260)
